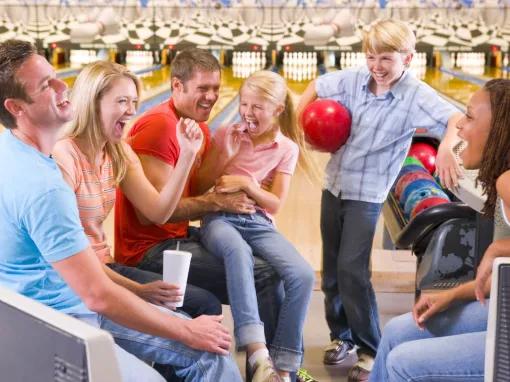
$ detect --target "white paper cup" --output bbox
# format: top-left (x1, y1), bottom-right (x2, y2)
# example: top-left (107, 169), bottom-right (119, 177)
top-left (163, 250), bottom-right (192, 308)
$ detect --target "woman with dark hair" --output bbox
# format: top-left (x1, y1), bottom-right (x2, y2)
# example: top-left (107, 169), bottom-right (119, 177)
top-left (369, 79), bottom-right (510, 382)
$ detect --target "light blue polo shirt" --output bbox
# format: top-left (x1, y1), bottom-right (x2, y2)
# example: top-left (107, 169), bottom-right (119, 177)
top-left (316, 66), bottom-right (458, 203)
top-left (0, 130), bottom-right (91, 315)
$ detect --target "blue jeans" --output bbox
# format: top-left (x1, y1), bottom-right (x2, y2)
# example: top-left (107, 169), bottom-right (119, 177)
top-left (370, 300), bottom-right (488, 382)
top-left (200, 211), bottom-right (315, 372)
top-left (75, 309), bottom-right (243, 382)
top-left (139, 227), bottom-right (285, 345)
top-left (321, 190), bottom-right (383, 355)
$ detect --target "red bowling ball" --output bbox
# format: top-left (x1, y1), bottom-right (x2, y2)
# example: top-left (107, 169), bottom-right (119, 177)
top-left (300, 99), bottom-right (351, 153)
top-left (408, 142), bottom-right (437, 175)
top-left (411, 196), bottom-right (450, 219)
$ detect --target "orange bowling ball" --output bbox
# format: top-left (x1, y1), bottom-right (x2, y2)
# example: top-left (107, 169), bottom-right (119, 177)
top-left (300, 99), bottom-right (351, 153)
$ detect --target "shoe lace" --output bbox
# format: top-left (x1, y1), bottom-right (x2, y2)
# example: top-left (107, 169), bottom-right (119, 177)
top-left (324, 339), bottom-right (343, 352)
top-left (296, 368), bottom-right (317, 382)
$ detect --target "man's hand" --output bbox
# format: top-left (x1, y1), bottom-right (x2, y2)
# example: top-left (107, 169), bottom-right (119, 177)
top-left (137, 281), bottom-right (183, 308)
top-left (215, 175), bottom-right (254, 194)
top-left (176, 117), bottom-right (203, 155)
top-left (182, 315), bottom-right (232, 355)
top-left (412, 290), bottom-right (455, 329)
top-left (436, 145), bottom-right (463, 191)
top-left (208, 191), bottom-right (256, 214)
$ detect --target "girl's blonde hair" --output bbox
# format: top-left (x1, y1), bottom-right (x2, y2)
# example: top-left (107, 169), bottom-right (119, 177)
top-left (362, 19), bottom-right (416, 54)
top-left (241, 70), bottom-right (319, 180)
top-left (68, 61), bottom-right (141, 184)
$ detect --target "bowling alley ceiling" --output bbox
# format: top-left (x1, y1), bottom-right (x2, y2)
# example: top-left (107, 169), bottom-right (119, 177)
top-left (1, 2), bottom-right (510, 50)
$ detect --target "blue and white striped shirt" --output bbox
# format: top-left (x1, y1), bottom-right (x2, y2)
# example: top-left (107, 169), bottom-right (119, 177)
top-left (316, 66), bottom-right (457, 203)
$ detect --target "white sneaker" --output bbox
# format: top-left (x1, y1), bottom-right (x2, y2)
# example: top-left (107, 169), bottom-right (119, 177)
top-left (247, 356), bottom-right (282, 382)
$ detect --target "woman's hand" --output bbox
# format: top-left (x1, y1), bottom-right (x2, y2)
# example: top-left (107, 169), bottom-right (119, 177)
top-left (412, 289), bottom-right (455, 329)
top-left (137, 280), bottom-right (183, 308)
top-left (176, 117), bottom-right (203, 155)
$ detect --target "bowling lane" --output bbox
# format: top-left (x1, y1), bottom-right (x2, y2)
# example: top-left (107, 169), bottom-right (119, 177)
top-left (209, 68), bottom-right (243, 123)
top-left (428, 66), bottom-right (510, 105)
top-left (423, 68), bottom-right (478, 106)
top-left (55, 64), bottom-right (172, 94)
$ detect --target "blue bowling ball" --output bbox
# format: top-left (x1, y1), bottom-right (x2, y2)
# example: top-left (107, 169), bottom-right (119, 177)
top-left (400, 179), bottom-right (440, 207)
top-left (404, 186), bottom-right (449, 218)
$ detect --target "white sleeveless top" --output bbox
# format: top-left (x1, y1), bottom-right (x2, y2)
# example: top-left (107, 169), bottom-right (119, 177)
top-left (493, 198), bottom-right (510, 240)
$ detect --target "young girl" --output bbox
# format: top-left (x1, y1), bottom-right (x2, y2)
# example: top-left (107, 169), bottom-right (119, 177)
top-left (196, 70), bottom-right (316, 382)
top-left (52, 61), bottom-right (222, 319)
top-left (369, 79), bottom-right (510, 382)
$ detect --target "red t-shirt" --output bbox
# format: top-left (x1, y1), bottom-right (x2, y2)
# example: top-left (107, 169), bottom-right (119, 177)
top-left (114, 99), bottom-right (210, 266)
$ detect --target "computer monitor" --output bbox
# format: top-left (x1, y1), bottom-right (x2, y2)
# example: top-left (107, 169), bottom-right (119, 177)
top-left (0, 285), bottom-right (122, 382)
top-left (485, 257), bottom-right (510, 382)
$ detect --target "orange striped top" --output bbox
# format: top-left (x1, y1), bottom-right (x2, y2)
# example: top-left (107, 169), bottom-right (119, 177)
top-left (53, 138), bottom-right (116, 263)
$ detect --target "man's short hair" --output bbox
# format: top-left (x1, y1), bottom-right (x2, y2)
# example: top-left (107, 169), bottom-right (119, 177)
top-left (0, 40), bottom-right (37, 129)
top-left (170, 48), bottom-right (220, 89)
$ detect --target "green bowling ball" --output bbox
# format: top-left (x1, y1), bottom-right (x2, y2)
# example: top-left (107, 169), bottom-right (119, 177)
top-left (403, 156), bottom-right (424, 167)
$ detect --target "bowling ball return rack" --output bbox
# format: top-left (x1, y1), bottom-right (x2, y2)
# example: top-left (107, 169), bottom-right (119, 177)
top-left (383, 192), bottom-right (493, 298)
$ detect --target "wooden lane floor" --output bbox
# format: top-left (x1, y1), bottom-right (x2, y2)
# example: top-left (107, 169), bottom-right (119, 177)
top-left (276, 79), bottom-right (328, 271)
top-left (424, 67), bottom-right (480, 105)
top-left (56, 64), bottom-right (172, 95)
top-left (424, 66), bottom-right (509, 105)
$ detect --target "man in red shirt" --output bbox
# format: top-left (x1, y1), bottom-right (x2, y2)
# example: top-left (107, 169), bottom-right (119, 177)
top-left (115, 48), bottom-right (282, 344)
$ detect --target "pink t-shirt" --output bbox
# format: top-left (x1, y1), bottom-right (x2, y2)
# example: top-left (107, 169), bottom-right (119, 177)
top-left (214, 124), bottom-right (299, 190)
top-left (53, 138), bottom-right (115, 263)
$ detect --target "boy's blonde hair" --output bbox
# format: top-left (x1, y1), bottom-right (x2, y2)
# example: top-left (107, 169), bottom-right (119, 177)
top-left (68, 61), bottom-right (141, 184)
top-left (241, 70), bottom-right (319, 180)
top-left (362, 19), bottom-right (416, 54)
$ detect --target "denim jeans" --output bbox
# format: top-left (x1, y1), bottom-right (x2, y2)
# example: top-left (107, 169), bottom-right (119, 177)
top-left (139, 227), bottom-right (285, 345)
top-left (370, 300), bottom-right (488, 382)
top-left (73, 313), bottom-right (166, 382)
top-left (200, 211), bottom-right (315, 372)
top-left (107, 263), bottom-right (222, 317)
top-left (321, 190), bottom-right (383, 355)
top-left (75, 309), bottom-right (243, 382)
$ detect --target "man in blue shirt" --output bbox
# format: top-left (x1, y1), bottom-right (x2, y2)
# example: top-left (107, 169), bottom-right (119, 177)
top-left (297, 19), bottom-right (462, 381)
top-left (0, 39), bottom-right (241, 382)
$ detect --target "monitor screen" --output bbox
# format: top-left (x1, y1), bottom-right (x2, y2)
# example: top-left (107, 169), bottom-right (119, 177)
top-left (485, 258), bottom-right (510, 382)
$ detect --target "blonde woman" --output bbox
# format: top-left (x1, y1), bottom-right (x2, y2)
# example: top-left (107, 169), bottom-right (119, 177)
top-left (52, 61), bottom-right (221, 319)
